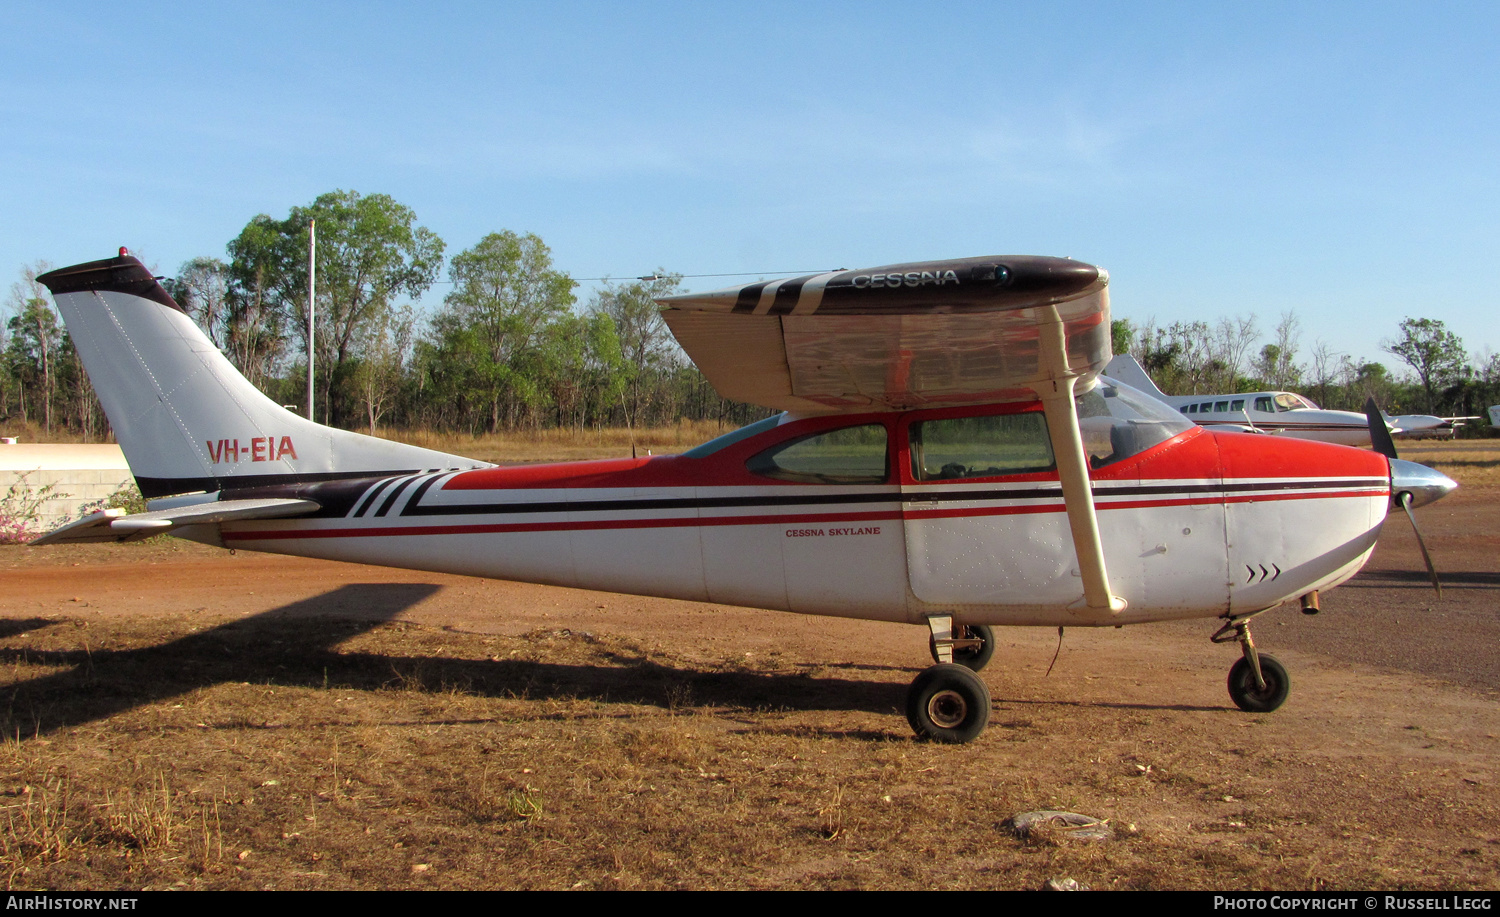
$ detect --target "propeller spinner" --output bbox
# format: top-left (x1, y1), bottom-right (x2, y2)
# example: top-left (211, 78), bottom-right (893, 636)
top-left (1365, 398), bottom-right (1457, 597)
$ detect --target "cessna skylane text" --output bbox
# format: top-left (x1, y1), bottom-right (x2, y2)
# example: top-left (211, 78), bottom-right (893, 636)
top-left (34, 253), bottom-right (1456, 742)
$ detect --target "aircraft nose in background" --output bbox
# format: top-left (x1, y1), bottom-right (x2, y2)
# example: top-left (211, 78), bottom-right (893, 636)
top-left (1389, 458), bottom-right (1458, 509)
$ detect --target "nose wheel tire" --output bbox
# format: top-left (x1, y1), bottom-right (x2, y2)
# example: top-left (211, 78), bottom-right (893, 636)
top-left (1227, 654), bottom-right (1290, 712)
top-left (906, 663), bottom-right (991, 743)
top-left (929, 623), bottom-right (996, 672)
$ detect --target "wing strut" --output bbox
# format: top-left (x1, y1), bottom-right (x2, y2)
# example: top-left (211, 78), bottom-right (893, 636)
top-left (1033, 311), bottom-right (1126, 616)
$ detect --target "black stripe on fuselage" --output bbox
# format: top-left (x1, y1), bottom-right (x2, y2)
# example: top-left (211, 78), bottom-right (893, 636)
top-left (348, 477), bottom-right (398, 517)
top-left (402, 471), bottom-right (449, 512)
top-left (397, 477), bottom-right (1388, 518)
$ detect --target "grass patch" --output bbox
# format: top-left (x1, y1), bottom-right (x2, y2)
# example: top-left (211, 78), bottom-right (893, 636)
top-left (1399, 440), bottom-right (1500, 487)
top-left (0, 611), bottom-right (1494, 890)
top-left (380, 420), bottom-right (743, 465)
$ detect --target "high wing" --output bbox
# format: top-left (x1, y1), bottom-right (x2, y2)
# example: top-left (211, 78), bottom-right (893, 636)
top-left (32, 497), bottom-right (320, 545)
top-left (657, 256), bottom-right (1110, 413)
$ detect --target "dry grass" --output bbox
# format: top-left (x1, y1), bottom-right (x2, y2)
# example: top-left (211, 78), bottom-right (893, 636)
top-left (1396, 439), bottom-right (1500, 487)
top-left (0, 420), bottom-right (745, 463)
top-left (0, 612), bottom-right (1494, 890)
top-left (379, 420), bottom-right (743, 465)
top-left (0, 422), bottom-right (113, 446)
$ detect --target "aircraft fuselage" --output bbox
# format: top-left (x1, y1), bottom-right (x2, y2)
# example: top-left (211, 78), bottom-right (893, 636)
top-left (213, 406), bottom-right (1392, 628)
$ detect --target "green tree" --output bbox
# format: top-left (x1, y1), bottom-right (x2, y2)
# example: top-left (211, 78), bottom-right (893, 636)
top-left (5, 264), bottom-right (61, 432)
top-left (351, 304), bottom-right (416, 435)
top-left (226, 190), bottom-right (444, 426)
top-left (166, 257), bottom-right (232, 350)
top-left (1251, 312), bottom-right (1302, 392)
top-left (1383, 318), bottom-right (1467, 414)
top-left (222, 219), bottom-right (293, 391)
top-left (588, 272), bottom-right (683, 428)
top-left (1110, 318), bottom-right (1134, 358)
top-left (428, 232), bottom-right (577, 432)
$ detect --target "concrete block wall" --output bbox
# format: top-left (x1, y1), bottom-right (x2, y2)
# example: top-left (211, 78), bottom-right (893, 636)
top-left (0, 444), bottom-right (135, 530)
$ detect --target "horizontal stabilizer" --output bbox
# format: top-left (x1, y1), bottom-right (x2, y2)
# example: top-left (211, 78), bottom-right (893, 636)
top-left (31, 497), bottom-right (320, 545)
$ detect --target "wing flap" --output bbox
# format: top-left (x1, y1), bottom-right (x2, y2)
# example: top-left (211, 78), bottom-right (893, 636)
top-left (31, 497), bottom-right (320, 545)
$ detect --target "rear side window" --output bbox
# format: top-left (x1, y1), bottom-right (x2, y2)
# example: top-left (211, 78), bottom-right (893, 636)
top-left (910, 412), bottom-right (1055, 481)
top-left (747, 423), bottom-right (889, 484)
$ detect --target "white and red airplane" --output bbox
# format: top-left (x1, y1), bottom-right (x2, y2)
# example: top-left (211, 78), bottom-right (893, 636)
top-left (1105, 354), bottom-right (1476, 446)
top-left (33, 253), bottom-right (1457, 743)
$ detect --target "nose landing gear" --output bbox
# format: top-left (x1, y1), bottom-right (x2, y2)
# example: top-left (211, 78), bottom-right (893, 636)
top-left (1213, 614), bottom-right (1291, 712)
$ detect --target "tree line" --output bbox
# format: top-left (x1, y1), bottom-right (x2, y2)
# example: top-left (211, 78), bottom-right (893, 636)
top-left (1114, 311), bottom-right (1499, 421)
top-left (1, 190), bottom-right (1496, 441)
top-left (2, 190), bottom-right (767, 440)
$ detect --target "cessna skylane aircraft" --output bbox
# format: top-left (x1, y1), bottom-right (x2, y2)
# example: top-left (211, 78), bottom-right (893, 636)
top-left (1104, 354), bottom-right (1473, 446)
top-left (33, 253), bottom-right (1458, 743)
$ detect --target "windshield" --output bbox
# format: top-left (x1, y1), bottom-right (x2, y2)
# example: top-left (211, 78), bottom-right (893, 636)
top-left (1076, 378), bottom-right (1195, 466)
top-left (1274, 393), bottom-right (1317, 411)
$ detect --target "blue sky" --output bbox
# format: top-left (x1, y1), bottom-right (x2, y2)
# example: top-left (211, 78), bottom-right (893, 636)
top-left (3, 1), bottom-right (1495, 374)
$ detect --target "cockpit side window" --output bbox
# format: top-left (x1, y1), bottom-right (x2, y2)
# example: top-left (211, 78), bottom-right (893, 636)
top-left (747, 423), bottom-right (889, 484)
top-left (910, 412), bottom-right (1055, 481)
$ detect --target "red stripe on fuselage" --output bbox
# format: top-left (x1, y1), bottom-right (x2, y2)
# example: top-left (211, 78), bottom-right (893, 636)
top-left (227, 508), bottom-right (902, 541)
top-left (223, 485), bottom-right (1385, 542)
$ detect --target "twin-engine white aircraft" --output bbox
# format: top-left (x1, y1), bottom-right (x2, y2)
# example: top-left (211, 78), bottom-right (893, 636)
top-left (1104, 354), bottom-right (1471, 446)
top-left (35, 253), bottom-right (1457, 743)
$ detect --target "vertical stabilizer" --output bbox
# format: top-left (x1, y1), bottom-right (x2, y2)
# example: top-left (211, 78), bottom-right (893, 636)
top-left (1102, 353), bottom-right (1167, 399)
top-left (39, 254), bottom-right (490, 498)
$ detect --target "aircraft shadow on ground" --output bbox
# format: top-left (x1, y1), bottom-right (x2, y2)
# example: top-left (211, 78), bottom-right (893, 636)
top-left (0, 584), bottom-right (909, 737)
top-left (1348, 570), bottom-right (1500, 588)
top-left (0, 618), bottom-right (60, 641)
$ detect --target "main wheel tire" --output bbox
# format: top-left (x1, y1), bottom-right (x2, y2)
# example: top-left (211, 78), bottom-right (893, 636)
top-left (906, 663), bottom-right (991, 743)
top-left (929, 623), bottom-right (997, 672)
top-left (1227, 654), bottom-right (1291, 712)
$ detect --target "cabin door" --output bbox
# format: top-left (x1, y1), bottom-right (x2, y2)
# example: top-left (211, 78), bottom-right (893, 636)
top-left (900, 410), bottom-right (1081, 613)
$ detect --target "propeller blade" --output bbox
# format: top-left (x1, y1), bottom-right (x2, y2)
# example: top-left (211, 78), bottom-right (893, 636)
top-left (1398, 491), bottom-right (1442, 600)
top-left (1365, 397), bottom-right (1399, 459)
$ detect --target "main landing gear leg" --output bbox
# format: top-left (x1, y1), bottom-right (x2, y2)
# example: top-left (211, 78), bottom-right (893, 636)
top-left (927, 617), bottom-right (996, 673)
top-left (908, 615), bottom-right (992, 743)
top-left (1212, 614), bottom-right (1291, 713)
